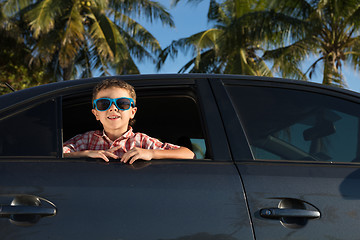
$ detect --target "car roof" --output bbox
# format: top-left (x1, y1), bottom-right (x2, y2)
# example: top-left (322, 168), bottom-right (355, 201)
top-left (1, 73), bottom-right (359, 110)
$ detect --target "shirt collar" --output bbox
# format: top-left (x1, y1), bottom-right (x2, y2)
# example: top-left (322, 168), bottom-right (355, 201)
top-left (94, 127), bottom-right (134, 142)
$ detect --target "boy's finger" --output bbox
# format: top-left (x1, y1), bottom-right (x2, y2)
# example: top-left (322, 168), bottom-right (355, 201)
top-left (108, 145), bottom-right (122, 152)
top-left (99, 153), bottom-right (110, 162)
top-left (121, 151), bottom-right (136, 163)
top-left (104, 151), bottom-right (119, 159)
top-left (129, 154), bottom-right (140, 164)
top-left (121, 154), bottom-right (130, 163)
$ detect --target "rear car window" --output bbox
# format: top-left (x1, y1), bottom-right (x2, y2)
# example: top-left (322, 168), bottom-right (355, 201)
top-left (226, 85), bottom-right (360, 163)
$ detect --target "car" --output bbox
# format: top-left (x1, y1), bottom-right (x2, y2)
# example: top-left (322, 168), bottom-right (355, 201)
top-left (1, 74), bottom-right (360, 239)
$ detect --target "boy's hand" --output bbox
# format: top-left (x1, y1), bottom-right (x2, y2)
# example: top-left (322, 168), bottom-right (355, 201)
top-left (64, 146), bottom-right (121, 162)
top-left (121, 147), bottom-right (153, 164)
top-left (85, 148), bottom-right (120, 162)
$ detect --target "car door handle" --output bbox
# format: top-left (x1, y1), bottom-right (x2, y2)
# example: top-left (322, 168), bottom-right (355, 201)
top-left (0, 195), bottom-right (57, 226)
top-left (260, 208), bottom-right (320, 219)
top-left (0, 205), bottom-right (56, 216)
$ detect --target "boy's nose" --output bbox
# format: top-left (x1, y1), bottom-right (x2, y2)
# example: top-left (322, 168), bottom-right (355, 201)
top-left (109, 102), bottom-right (118, 111)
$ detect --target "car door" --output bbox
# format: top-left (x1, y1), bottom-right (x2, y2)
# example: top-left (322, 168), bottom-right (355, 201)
top-left (0, 77), bottom-right (254, 240)
top-left (212, 78), bottom-right (360, 239)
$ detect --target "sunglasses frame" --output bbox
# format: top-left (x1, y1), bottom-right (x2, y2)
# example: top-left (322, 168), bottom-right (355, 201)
top-left (93, 97), bottom-right (135, 111)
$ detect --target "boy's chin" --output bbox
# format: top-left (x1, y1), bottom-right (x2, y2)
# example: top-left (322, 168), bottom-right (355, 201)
top-left (103, 125), bottom-right (129, 134)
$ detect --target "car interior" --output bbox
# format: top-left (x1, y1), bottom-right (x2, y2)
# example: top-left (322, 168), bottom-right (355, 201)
top-left (62, 86), bottom-right (207, 159)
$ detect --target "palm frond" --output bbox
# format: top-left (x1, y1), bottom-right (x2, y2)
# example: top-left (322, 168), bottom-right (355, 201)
top-left (264, 41), bottom-right (309, 80)
top-left (110, 0), bottom-right (175, 27)
top-left (27, 0), bottom-right (62, 38)
top-left (58, 4), bottom-right (84, 68)
top-left (156, 32), bottom-right (208, 70)
top-left (346, 37), bottom-right (360, 71)
top-left (346, 3), bottom-right (360, 27)
top-left (111, 26), bottom-right (151, 68)
top-left (2, 0), bottom-right (32, 16)
top-left (116, 13), bottom-right (161, 54)
top-left (75, 41), bottom-right (93, 79)
top-left (267, 0), bottom-right (314, 18)
top-left (87, 11), bottom-right (115, 61)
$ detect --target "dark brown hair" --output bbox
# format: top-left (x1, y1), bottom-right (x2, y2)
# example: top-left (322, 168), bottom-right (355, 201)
top-left (92, 78), bottom-right (136, 104)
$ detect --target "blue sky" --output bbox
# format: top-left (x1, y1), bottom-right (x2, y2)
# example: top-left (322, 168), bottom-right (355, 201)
top-left (136, 0), bottom-right (209, 74)
top-left (135, 0), bottom-right (360, 93)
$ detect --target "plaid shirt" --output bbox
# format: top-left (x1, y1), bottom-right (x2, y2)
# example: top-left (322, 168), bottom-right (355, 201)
top-left (63, 127), bottom-right (180, 157)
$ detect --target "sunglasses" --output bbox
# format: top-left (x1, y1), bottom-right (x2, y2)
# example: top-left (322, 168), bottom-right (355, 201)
top-left (93, 97), bottom-right (135, 111)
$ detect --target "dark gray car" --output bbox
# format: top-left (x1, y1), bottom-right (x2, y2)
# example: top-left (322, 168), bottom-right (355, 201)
top-left (1, 74), bottom-right (360, 239)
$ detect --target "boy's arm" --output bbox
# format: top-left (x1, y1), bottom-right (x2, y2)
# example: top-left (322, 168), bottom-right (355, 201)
top-left (152, 146), bottom-right (195, 159)
top-left (121, 146), bottom-right (195, 164)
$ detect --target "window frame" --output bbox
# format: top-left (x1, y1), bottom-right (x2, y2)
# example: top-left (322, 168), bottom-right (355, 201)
top-left (60, 78), bottom-right (233, 161)
top-left (217, 78), bottom-right (360, 164)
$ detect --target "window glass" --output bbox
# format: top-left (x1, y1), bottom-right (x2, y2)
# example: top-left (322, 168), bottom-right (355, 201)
top-left (191, 138), bottom-right (206, 159)
top-left (0, 100), bottom-right (58, 157)
top-left (226, 85), bottom-right (360, 163)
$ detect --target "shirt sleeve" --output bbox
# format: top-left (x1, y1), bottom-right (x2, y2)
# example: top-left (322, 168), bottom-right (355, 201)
top-left (63, 131), bottom-right (93, 153)
top-left (137, 133), bottom-right (181, 150)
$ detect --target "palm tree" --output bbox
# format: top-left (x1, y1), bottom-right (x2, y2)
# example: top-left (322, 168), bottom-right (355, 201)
top-left (1, 0), bottom-right (174, 81)
top-left (167, 0), bottom-right (360, 87)
top-left (157, 0), bottom-right (272, 76)
top-left (0, 1), bottom-right (47, 94)
top-left (260, 0), bottom-right (360, 87)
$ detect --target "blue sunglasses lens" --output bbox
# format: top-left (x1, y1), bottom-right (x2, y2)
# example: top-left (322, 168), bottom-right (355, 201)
top-left (115, 98), bottom-right (132, 110)
top-left (94, 98), bottom-right (133, 111)
top-left (95, 99), bottom-right (112, 111)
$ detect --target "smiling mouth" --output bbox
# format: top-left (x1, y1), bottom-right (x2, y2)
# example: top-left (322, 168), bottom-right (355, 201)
top-left (107, 116), bottom-right (120, 119)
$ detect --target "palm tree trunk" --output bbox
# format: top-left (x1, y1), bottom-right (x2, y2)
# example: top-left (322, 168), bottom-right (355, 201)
top-left (322, 54), bottom-right (338, 86)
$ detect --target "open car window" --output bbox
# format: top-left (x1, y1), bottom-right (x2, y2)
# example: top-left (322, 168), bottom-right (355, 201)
top-left (226, 85), bottom-right (360, 163)
top-left (62, 86), bottom-right (207, 159)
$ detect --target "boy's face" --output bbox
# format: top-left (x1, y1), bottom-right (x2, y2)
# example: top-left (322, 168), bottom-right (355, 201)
top-left (92, 87), bottom-right (137, 136)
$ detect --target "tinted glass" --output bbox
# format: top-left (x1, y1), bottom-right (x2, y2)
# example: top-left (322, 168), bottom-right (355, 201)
top-left (227, 85), bottom-right (360, 163)
top-left (0, 100), bottom-right (58, 157)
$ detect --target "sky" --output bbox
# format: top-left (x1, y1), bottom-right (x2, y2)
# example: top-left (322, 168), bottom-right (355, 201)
top-left (135, 0), bottom-right (360, 93)
top-left (135, 0), bottom-right (209, 74)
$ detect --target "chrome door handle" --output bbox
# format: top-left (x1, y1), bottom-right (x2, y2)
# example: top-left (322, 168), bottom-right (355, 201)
top-left (260, 208), bottom-right (320, 219)
top-left (0, 205), bottom-right (56, 216)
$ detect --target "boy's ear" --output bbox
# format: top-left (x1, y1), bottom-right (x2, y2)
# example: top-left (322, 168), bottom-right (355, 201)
top-left (131, 107), bottom-right (137, 119)
top-left (92, 109), bottom-right (100, 120)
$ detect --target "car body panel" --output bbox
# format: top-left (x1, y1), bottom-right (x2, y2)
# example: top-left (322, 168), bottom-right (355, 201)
top-left (212, 77), bottom-right (360, 239)
top-left (0, 160), bottom-right (253, 240)
top-left (237, 161), bottom-right (360, 239)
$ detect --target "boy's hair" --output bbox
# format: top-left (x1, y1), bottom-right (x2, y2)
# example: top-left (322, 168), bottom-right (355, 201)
top-left (92, 78), bottom-right (137, 126)
top-left (92, 78), bottom-right (137, 104)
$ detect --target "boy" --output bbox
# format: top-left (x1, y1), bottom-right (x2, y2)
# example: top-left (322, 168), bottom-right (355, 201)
top-left (63, 78), bottom-right (195, 164)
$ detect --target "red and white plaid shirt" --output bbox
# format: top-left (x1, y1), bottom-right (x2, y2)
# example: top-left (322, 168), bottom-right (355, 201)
top-left (63, 127), bottom-right (180, 157)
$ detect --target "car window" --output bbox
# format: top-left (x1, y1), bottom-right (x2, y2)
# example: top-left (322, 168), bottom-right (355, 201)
top-left (0, 99), bottom-right (58, 157)
top-left (226, 85), bottom-right (360, 163)
top-left (62, 88), bottom-right (207, 159)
